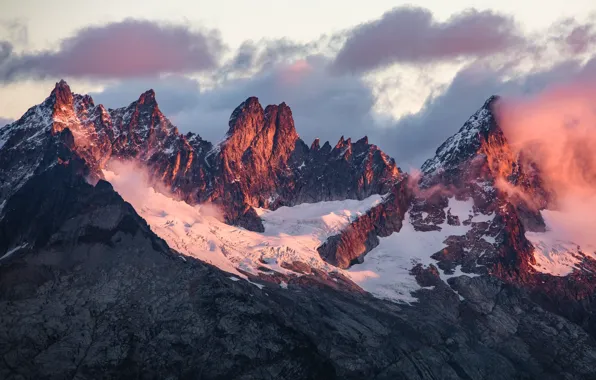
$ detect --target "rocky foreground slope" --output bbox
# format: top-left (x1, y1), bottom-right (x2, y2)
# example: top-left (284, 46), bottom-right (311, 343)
top-left (1, 81), bottom-right (596, 379)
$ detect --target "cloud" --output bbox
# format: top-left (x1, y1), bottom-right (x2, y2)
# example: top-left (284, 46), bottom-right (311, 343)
top-left (21, 10), bottom-right (596, 173)
top-left (90, 53), bottom-right (596, 172)
top-left (0, 117), bottom-right (13, 127)
top-left (497, 70), bottom-right (596, 196)
top-left (549, 17), bottom-right (596, 55)
top-left (380, 57), bottom-right (596, 168)
top-left (221, 39), bottom-right (313, 77)
top-left (0, 41), bottom-right (12, 64)
top-left (92, 56), bottom-right (376, 147)
top-left (331, 6), bottom-right (524, 74)
top-left (0, 19), bottom-right (224, 82)
top-left (494, 68), bottom-right (596, 247)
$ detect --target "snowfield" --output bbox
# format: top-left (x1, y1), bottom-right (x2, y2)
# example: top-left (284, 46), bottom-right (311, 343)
top-left (104, 169), bottom-right (487, 303)
top-left (104, 168), bottom-right (379, 277)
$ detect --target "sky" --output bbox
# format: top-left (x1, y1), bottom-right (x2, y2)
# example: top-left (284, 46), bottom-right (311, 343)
top-left (1, 0), bottom-right (596, 167)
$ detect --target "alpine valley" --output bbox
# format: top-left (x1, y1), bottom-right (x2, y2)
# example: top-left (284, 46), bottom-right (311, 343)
top-left (1, 80), bottom-right (596, 379)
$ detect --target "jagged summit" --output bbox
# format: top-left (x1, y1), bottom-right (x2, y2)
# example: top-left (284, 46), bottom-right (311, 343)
top-left (226, 97), bottom-right (296, 139)
top-left (0, 84), bottom-right (401, 232)
top-left (137, 88), bottom-right (157, 105)
top-left (483, 94), bottom-right (500, 107)
top-left (53, 79), bottom-right (70, 91)
top-left (421, 95), bottom-right (501, 175)
top-left (228, 96), bottom-right (262, 129)
top-left (47, 80), bottom-right (76, 123)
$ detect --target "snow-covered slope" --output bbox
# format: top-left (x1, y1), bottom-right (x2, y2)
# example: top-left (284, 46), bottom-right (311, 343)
top-left (104, 168), bottom-right (382, 278)
top-left (105, 168), bottom-right (490, 303)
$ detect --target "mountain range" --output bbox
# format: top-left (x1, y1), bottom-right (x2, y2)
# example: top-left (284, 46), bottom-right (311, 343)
top-left (1, 80), bottom-right (596, 379)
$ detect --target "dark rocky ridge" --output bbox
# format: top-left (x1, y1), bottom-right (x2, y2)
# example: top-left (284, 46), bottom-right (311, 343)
top-left (1, 153), bottom-right (596, 379)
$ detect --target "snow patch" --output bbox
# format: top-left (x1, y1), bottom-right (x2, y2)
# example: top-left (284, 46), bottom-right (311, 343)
top-left (0, 243), bottom-right (28, 261)
top-left (447, 197), bottom-right (494, 223)
top-left (526, 209), bottom-right (596, 276)
top-left (447, 197), bottom-right (474, 221)
top-left (482, 235), bottom-right (496, 244)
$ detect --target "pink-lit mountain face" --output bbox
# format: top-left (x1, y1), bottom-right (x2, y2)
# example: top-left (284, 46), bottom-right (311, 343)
top-left (1, 80), bottom-right (596, 379)
top-left (319, 94), bottom-right (596, 336)
top-left (0, 81), bottom-right (401, 232)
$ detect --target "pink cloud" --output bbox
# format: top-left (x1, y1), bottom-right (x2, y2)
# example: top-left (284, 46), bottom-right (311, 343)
top-left (0, 19), bottom-right (224, 81)
top-left (331, 6), bottom-right (524, 73)
top-left (496, 76), bottom-right (596, 245)
top-left (277, 59), bottom-right (313, 85)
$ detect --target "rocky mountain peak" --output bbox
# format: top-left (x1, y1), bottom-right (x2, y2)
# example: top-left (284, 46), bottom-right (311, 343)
top-left (310, 138), bottom-right (320, 151)
top-left (137, 89), bottom-right (157, 106)
top-left (48, 80), bottom-right (80, 136)
top-left (1, 85), bottom-right (403, 233)
top-left (483, 94), bottom-right (500, 108)
top-left (227, 96), bottom-right (263, 131)
top-left (50, 79), bottom-right (74, 107)
top-left (263, 101), bottom-right (299, 159)
top-left (420, 95), bottom-right (501, 176)
top-left (356, 136), bottom-right (369, 146)
top-left (3, 80), bottom-right (596, 380)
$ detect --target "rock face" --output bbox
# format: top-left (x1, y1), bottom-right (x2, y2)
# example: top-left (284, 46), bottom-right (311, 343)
top-left (204, 98), bottom-right (401, 230)
top-left (318, 178), bottom-right (412, 268)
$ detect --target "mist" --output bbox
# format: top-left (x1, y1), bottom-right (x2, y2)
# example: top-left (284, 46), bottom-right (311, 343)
top-left (496, 80), bottom-right (596, 248)
top-left (102, 160), bottom-right (224, 222)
